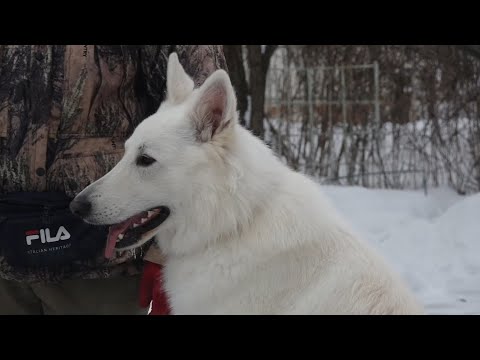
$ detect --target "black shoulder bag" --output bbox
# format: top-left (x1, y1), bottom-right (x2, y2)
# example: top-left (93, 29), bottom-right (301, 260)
top-left (0, 192), bottom-right (108, 273)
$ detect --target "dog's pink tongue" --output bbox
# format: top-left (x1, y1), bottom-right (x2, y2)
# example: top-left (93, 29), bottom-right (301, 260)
top-left (105, 221), bottom-right (131, 259)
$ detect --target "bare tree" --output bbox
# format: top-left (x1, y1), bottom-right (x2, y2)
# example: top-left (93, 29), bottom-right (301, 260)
top-left (223, 45), bottom-right (278, 140)
top-left (265, 45), bottom-right (480, 194)
top-left (223, 45), bottom-right (249, 126)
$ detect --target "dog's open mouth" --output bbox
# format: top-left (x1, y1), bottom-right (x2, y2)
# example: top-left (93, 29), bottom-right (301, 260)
top-left (105, 206), bottom-right (170, 259)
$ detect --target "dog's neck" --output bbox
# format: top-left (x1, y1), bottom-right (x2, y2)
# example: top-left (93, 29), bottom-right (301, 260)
top-left (160, 125), bottom-right (286, 257)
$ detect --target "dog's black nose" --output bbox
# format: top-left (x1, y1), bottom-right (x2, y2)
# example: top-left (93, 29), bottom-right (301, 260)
top-left (70, 197), bottom-right (92, 218)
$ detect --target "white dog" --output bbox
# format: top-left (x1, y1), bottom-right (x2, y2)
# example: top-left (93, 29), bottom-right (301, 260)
top-left (71, 53), bottom-right (423, 315)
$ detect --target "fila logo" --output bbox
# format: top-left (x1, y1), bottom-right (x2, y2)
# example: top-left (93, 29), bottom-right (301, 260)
top-left (25, 226), bottom-right (71, 245)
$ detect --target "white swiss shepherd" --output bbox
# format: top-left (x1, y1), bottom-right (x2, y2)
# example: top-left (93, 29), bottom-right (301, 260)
top-left (72, 53), bottom-right (423, 315)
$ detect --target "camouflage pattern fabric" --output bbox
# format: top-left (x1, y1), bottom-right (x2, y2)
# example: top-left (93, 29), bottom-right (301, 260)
top-left (0, 45), bottom-right (227, 282)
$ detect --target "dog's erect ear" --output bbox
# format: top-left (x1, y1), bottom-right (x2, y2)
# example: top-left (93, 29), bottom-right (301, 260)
top-left (190, 70), bottom-right (237, 142)
top-left (166, 52), bottom-right (194, 104)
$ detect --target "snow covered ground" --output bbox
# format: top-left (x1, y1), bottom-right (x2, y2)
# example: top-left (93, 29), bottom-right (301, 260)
top-left (321, 184), bottom-right (480, 315)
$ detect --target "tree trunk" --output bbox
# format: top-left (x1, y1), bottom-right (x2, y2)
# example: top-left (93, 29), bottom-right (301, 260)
top-left (223, 45), bottom-right (248, 126)
top-left (247, 45), bottom-right (265, 139)
top-left (246, 45), bottom-right (277, 140)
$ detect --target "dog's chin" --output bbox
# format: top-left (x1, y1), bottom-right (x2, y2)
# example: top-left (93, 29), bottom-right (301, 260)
top-left (101, 206), bottom-right (170, 259)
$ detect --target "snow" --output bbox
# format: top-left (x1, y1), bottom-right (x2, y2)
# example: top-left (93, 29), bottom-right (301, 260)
top-left (321, 184), bottom-right (480, 314)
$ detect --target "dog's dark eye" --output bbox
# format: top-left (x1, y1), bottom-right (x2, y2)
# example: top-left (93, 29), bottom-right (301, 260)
top-left (136, 154), bottom-right (156, 167)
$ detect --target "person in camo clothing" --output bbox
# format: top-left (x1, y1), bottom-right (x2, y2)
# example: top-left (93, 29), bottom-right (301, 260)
top-left (0, 45), bottom-right (228, 315)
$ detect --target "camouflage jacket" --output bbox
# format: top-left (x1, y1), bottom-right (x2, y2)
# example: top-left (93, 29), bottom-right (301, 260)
top-left (0, 45), bottom-right (227, 283)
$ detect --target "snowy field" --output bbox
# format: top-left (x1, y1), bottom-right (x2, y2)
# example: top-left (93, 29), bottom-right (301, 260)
top-left (321, 184), bottom-right (480, 315)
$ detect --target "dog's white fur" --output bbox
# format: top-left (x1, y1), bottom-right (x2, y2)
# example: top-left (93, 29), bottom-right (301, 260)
top-left (76, 53), bottom-right (423, 314)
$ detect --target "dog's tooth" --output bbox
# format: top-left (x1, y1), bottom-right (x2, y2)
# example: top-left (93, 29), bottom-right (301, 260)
top-left (133, 223), bottom-right (139, 228)
top-left (147, 211), bottom-right (154, 218)
top-left (141, 218), bottom-right (147, 223)
top-left (118, 234), bottom-right (124, 240)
